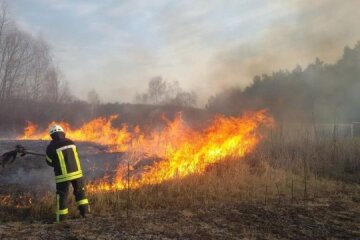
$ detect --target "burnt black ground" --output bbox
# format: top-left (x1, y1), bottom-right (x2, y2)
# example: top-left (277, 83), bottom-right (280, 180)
top-left (0, 140), bottom-right (124, 191)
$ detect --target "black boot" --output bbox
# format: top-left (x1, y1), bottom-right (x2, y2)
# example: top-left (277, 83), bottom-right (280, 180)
top-left (79, 204), bottom-right (90, 217)
top-left (58, 214), bottom-right (67, 222)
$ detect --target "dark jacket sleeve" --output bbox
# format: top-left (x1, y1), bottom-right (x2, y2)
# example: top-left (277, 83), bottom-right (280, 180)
top-left (45, 145), bottom-right (54, 167)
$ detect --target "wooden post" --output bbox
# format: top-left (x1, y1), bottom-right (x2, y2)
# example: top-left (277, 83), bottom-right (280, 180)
top-left (126, 157), bottom-right (131, 220)
top-left (265, 185), bottom-right (268, 205)
top-left (276, 183), bottom-right (281, 205)
top-left (291, 179), bottom-right (294, 203)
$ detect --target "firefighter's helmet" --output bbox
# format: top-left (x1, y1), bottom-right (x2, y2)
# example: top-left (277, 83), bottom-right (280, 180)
top-left (49, 125), bottom-right (64, 135)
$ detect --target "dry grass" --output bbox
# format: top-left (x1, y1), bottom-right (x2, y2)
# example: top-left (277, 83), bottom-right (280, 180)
top-left (3, 125), bottom-right (360, 223)
top-left (25, 155), bottom-right (358, 222)
top-left (90, 159), bottom-right (357, 211)
top-left (1, 126), bottom-right (359, 238)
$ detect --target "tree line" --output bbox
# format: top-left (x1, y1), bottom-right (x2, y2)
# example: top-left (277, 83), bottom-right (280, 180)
top-left (207, 42), bottom-right (360, 124)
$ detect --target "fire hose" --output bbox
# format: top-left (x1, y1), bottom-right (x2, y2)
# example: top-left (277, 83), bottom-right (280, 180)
top-left (1, 144), bottom-right (121, 176)
top-left (1, 144), bottom-right (45, 167)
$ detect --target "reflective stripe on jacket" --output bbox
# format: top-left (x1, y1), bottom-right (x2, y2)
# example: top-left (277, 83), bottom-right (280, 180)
top-left (46, 138), bottom-right (83, 183)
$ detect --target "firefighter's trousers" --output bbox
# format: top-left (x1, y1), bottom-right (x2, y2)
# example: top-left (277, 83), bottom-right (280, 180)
top-left (56, 177), bottom-right (90, 222)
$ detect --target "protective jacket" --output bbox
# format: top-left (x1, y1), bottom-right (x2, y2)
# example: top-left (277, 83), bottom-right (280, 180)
top-left (46, 137), bottom-right (83, 183)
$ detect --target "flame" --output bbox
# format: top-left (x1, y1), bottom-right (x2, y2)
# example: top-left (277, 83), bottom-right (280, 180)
top-left (19, 115), bottom-right (131, 152)
top-left (18, 110), bottom-right (274, 192)
top-left (0, 193), bottom-right (32, 208)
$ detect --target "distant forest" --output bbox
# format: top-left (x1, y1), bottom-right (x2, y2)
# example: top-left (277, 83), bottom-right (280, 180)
top-left (207, 42), bottom-right (360, 124)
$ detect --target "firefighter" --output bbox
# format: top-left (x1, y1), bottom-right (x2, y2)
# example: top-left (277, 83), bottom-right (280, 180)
top-left (45, 125), bottom-right (90, 222)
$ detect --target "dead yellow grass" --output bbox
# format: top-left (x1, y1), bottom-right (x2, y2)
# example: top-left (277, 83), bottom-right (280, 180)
top-left (25, 155), bottom-right (357, 222)
top-left (7, 128), bottom-right (360, 222)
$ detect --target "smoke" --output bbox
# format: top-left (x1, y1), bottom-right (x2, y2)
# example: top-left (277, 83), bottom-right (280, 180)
top-left (203, 0), bottom-right (360, 123)
top-left (1, 168), bottom-right (55, 191)
top-left (0, 140), bottom-right (55, 192)
top-left (6, 0), bottom-right (360, 106)
top-left (0, 140), bottom-right (124, 191)
top-left (207, 0), bottom-right (360, 92)
top-left (207, 40), bottom-right (360, 123)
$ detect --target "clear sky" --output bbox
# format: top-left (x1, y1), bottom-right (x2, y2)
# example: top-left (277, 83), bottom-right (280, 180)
top-left (8, 0), bottom-right (360, 104)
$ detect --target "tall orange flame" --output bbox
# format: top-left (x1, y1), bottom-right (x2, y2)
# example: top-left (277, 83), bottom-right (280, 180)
top-left (18, 110), bottom-right (274, 192)
top-left (19, 115), bottom-right (131, 152)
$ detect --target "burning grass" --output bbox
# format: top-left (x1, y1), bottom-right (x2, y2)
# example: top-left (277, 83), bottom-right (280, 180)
top-left (2, 154), bottom-right (357, 223)
top-left (1, 110), bottom-right (359, 239)
top-left (18, 110), bottom-right (274, 192)
top-left (1, 134), bottom-right (359, 240)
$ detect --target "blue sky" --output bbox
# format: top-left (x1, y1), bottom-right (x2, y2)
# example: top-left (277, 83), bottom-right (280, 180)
top-left (8, 0), bottom-right (360, 104)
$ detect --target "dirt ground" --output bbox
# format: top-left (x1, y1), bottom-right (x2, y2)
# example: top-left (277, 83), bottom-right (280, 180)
top-left (0, 198), bottom-right (359, 240)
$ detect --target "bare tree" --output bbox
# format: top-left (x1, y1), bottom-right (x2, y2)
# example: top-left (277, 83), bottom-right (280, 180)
top-left (172, 91), bottom-right (197, 107)
top-left (58, 80), bottom-right (74, 103)
top-left (0, 3), bottom-right (65, 105)
top-left (42, 67), bottom-right (60, 102)
top-left (87, 89), bottom-right (100, 105)
top-left (135, 76), bottom-right (197, 107)
top-left (148, 76), bottom-right (167, 104)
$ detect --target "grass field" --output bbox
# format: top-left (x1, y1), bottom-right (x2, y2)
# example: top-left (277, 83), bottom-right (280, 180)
top-left (0, 127), bottom-right (360, 239)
